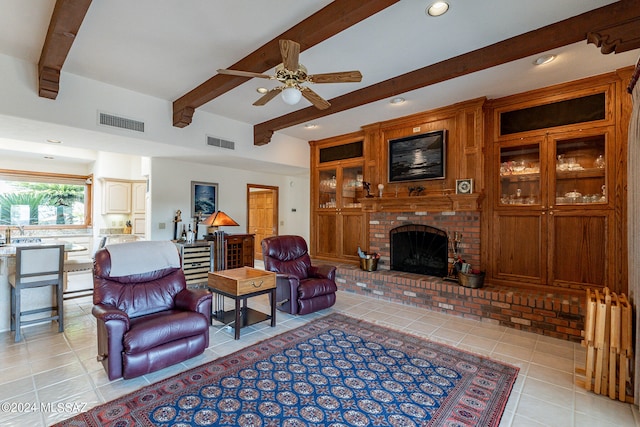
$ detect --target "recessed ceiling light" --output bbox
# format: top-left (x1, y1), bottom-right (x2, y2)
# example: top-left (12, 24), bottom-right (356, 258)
top-left (46, 139), bottom-right (62, 144)
top-left (304, 123), bottom-right (318, 129)
top-left (533, 54), bottom-right (556, 65)
top-left (390, 97), bottom-right (405, 105)
top-left (256, 87), bottom-right (268, 94)
top-left (426, 1), bottom-right (449, 17)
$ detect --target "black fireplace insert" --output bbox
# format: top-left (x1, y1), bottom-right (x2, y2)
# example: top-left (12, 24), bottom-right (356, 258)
top-left (390, 224), bottom-right (448, 277)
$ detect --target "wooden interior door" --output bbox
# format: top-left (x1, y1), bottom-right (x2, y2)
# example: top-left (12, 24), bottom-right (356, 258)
top-left (247, 185), bottom-right (278, 260)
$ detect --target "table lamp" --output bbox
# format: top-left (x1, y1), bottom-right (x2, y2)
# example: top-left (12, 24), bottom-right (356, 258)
top-left (200, 211), bottom-right (239, 236)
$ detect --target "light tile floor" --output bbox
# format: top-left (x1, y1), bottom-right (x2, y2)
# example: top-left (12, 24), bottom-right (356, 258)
top-left (1, 271), bottom-right (639, 426)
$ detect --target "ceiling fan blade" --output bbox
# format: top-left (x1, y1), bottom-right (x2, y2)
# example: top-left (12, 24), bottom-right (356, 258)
top-left (301, 87), bottom-right (331, 110)
top-left (280, 39), bottom-right (300, 71)
top-left (308, 71), bottom-right (363, 83)
top-left (217, 69), bottom-right (272, 79)
top-left (252, 88), bottom-right (281, 106)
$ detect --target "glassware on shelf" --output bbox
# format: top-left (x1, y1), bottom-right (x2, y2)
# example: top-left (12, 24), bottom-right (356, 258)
top-left (594, 154), bottom-right (605, 169)
top-left (564, 190), bottom-right (582, 203)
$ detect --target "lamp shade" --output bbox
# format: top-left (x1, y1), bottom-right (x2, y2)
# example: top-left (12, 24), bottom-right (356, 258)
top-left (281, 87), bottom-right (302, 105)
top-left (201, 211), bottom-right (239, 228)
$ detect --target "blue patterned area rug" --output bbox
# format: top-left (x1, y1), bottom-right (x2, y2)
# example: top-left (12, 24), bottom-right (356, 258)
top-left (55, 313), bottom-right (518, 426)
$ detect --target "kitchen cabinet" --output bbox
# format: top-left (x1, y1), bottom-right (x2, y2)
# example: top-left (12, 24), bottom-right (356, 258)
top-left (131, 181), bottom-right (147, 235)
top-left (310, 134), bottom-right (367, 262)
top-left (101, 179), bottom-right (147, 236)
top-left (131, 181), bottom-right (146, 214)
top-left (102, 180), bottom-right (131, 214)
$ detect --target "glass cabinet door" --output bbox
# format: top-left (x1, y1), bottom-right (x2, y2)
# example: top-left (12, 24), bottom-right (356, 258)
top-left (499, 143), bottom-right (541, 205)
top-left (318, 169), bottom-right (337, 209)
top-left (553, 134), bottom-right (606, 206)
top-left (340, 166), bottom-right (363, 208)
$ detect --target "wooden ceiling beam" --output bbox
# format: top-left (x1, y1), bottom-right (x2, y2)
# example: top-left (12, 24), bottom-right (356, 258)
top-left (172, 0), bottom-right (400, 128)
top-left (587, 15), bottom-right (640, 54)
top-left (38, 0), bottom-right (92, 99)
top-left (254, 0), bottom-right (640, 145)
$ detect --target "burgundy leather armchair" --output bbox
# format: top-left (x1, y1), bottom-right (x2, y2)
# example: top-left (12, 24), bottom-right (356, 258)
top-left (261, 235), bottom-right (337, 315)
top-left (92, 244), bottom-right (212, 380)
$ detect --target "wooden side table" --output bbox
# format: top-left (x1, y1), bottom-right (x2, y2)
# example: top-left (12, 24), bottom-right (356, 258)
top-left (207, 267), bottom-right (276, 339)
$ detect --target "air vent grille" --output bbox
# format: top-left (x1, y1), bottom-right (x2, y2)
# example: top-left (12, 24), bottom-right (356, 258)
top-left (99, 112), bottom-right (145, 133)
top-left (207, 136), bottom-right (235, 150)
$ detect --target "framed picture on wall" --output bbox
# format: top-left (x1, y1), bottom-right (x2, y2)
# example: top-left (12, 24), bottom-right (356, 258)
top-left (388, 130), bottom-right (446, 183)
top-left (191, 181), bottom-right (218, 218)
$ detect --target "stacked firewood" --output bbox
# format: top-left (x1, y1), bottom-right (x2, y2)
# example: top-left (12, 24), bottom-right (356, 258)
top-left (577, 287), bottom-right (633, 402)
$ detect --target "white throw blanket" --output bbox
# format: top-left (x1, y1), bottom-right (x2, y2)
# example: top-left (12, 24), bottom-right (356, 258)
top-left (106, 240), bottom-right (181, 277)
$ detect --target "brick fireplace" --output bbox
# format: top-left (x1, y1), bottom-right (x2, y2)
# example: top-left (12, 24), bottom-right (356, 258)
top-left (367, 211), bottom-right (481, 273)
top-left (334, 206), bottom-right (584, 342)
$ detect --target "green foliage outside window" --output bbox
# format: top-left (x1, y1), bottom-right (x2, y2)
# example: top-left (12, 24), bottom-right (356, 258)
top-left (0, 181), bottom-right (86, 226)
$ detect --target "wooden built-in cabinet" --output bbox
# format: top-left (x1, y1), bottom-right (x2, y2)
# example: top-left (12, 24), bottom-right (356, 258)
top-left (310, 99), bottom-right (485, 264)
top-left (310, 133), bottom-right (367, 262)
top-left (486, 73), bottom-right (629, 293)
top-left (309, 71), bottom-right (629, 295)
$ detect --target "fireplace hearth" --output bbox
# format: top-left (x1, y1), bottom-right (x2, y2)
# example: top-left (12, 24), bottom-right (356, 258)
top-left (390, 224), bottom-right (448, 277)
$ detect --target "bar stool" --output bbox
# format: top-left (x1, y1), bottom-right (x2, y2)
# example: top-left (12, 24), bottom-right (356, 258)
top-left (63, 257), bottom-right (94, 299)
top-left (9, 244), bottom-right (65, 342)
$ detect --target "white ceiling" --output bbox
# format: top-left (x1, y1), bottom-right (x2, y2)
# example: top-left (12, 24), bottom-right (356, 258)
top-left (0, 0), bottom-right (638, 166)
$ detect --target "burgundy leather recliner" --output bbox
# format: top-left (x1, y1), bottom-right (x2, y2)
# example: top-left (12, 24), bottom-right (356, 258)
top-left (92, 246), bottom-right (212, 380)
top-left (261, 235), bottom-right (337, 315)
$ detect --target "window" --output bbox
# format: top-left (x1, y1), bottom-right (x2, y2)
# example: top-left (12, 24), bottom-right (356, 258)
top-left (0, 170), bottom-right (92, 228)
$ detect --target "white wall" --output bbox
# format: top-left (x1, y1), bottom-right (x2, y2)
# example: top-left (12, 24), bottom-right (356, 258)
top-left (149, 158), bottom-right (309, 242)
top-left (0, 53), bottom-right (309, 171)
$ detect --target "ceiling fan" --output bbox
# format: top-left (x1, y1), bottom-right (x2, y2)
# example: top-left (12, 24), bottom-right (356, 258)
top-left (217, 39), bottom-right (362, 110)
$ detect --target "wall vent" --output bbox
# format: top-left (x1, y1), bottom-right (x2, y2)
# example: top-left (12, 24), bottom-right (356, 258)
top-left (206, 135), bottom-right (235, 150)
top-left (98, 112), bottom-right (145, 133)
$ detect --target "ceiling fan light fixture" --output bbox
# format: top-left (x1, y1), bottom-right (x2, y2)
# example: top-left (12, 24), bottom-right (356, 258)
top-left (427, 1), bottom-right (449, 17)
top-left (281, 86), bottom-right (302, 105)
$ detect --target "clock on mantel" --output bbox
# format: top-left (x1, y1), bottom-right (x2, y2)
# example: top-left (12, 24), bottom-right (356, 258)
top-left (359, 193), bottom-right (483, 213)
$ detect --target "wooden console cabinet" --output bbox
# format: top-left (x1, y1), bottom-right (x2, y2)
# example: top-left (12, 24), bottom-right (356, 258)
top-left (224, 233), bottom-right (255, 269)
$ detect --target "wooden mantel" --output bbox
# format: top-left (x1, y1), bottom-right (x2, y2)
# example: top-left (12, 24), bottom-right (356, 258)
top-left (359, 193), bottom-right (484, 213)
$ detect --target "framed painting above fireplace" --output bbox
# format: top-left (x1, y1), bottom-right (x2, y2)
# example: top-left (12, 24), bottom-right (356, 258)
top-left (388, 130), bottom-right (446, 183)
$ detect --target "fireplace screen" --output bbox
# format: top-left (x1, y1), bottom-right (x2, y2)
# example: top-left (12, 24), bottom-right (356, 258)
top-left (390, 224), bottom-right (448, 277)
